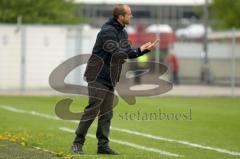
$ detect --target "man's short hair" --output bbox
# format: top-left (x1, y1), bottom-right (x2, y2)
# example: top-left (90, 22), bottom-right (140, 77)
top-left (113, 4), bottom-right (127, 19)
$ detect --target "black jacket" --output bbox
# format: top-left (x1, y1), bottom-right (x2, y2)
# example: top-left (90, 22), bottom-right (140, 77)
top-left (84, 17), bottom-right (149, 87)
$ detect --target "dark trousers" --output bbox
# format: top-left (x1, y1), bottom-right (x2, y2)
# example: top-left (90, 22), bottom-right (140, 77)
top-left (73, 81), bottom-right (114, 148)
top-left (172, 71), bottom-right (179, 85)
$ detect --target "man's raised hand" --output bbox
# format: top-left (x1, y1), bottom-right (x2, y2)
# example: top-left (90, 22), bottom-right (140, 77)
top-left (140, 39), bottom-right (159, 52)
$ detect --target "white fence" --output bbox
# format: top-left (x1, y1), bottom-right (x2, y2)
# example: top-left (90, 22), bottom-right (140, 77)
top-left (0, 24), bottom-right (239, 91)
top-left (0, 24), bottom-right (99, 90)
top-left (173, 41), bottom-right (240, 85)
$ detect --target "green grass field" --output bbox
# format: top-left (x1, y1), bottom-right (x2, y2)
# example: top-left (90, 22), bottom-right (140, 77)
top-left (0, 95), bottom-right (240, 159)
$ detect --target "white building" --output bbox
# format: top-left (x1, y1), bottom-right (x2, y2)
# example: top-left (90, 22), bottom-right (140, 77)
top-left (74, 0), bottom-right (209, 29)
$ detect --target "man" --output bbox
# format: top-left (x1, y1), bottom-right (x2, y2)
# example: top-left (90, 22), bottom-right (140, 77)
top-left (71, 4), bottom-right (158, 155)
top-left (164, 53), bottom-right (180, 84)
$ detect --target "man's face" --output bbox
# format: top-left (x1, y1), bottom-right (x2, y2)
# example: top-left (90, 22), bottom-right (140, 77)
top-left (119, 5), bottom-right (133, 25)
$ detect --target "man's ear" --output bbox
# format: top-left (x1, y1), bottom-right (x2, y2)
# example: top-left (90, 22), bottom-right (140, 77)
top-left (119, 15), bottom-right (124, 20)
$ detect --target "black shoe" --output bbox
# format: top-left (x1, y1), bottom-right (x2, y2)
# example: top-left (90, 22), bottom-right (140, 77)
top-left (71, 143), bottom-right (83, 154)
top-left (97, 147), bottom-right (119, 155)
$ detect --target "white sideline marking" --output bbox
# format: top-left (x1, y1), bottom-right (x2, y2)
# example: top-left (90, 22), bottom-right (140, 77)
top-left (33, 146), bottom-right (56, 154)
top-left (1, 104), bottom-right (240, 156)
top-left (0, 105), bottom-right (59, 120)
top-left (109, 127), bottom-right (240, 156)
top-left (60, 127), bottom-right (181, 157)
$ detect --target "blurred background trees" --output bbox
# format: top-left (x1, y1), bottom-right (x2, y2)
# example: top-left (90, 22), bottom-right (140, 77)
top-left (210, 0), bottom-right (240, 29)
top-left (0, 0), bottom-right (85, 24)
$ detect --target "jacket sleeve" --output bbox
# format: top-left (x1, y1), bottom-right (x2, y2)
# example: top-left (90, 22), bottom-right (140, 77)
top-left (100, 29), bottom-right (150, 59)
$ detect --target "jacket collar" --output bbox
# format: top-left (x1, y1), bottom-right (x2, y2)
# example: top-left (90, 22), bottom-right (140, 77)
top-left (105, 17), bottom-right (125, 31)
